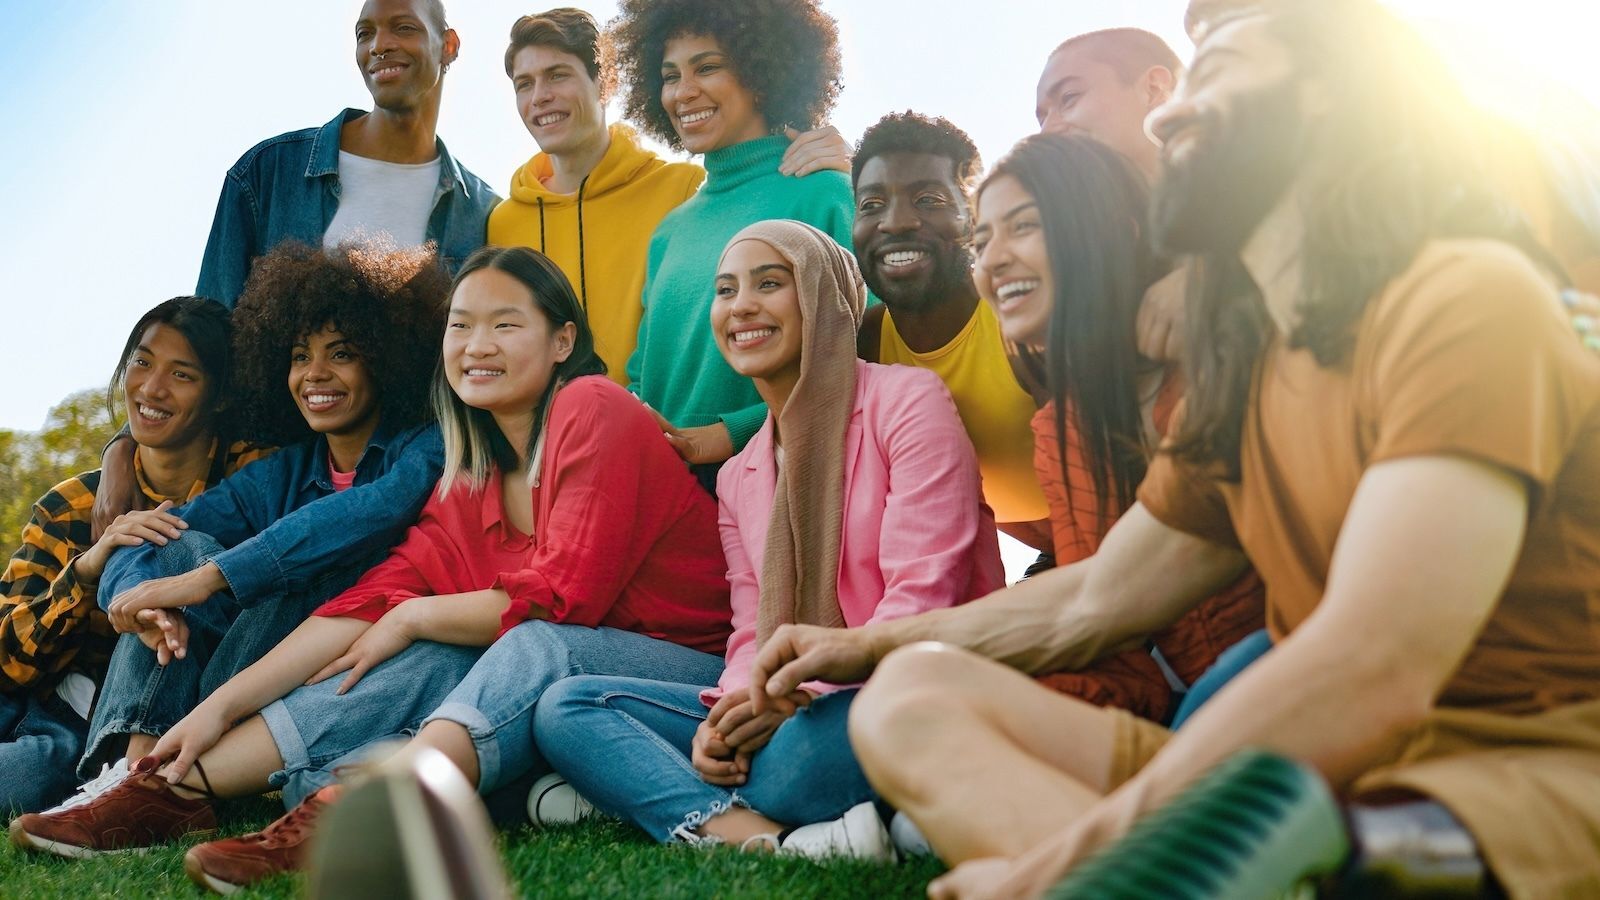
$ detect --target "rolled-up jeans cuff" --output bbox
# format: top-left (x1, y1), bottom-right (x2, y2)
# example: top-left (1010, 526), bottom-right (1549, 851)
top-left (421, 701), bottom-right (497, 792)
top-left (261, 698), bottom-right (309, 774)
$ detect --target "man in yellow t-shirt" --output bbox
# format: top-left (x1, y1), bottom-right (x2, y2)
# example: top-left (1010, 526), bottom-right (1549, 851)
top-left (851, 113), bottom-right (1051, 550)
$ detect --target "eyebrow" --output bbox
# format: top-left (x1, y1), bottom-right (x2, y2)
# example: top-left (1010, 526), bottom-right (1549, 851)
top-left (663, 50), bottom-right (728, 70)
top-left (717, 263), bottom-right (792, 280)
top-left (449, 306), bottom-right (528, 317)
top-left (134, 343), bottom-right (201, 371)
top-left (291, 337), bottom-right (354, 350)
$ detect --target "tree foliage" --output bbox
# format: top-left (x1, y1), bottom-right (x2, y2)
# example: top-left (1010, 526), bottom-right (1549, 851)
top-left (0, 390), bottom-right (125, 548)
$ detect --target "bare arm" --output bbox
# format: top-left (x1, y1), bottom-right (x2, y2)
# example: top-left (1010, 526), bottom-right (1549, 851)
top-left (990, 456), bottom-right (1528, 898)
top-left (753, 505), bottom-right (1246, 707)
top-left (204, 615), bottom-right (373, 724)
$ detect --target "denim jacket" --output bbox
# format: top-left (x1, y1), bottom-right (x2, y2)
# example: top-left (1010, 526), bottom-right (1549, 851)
top-left (196, 109), bottom-right (499, 307)
top-left (98, 422), bottom-right (445, 611)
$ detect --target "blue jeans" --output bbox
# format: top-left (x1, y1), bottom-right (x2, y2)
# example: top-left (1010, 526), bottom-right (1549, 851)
top-left (421, 620), bottom-right (725, 796)
top-left (0, 691), bottom-right (89, 814)
top-left (536, 678), bottom-right (872, 843)
top-left (1169, 629), bottom-right (1273, 729)
top-left (261, 640), bottom-right (485, 808)
top-left (80, 533), bottom-right (321, 778)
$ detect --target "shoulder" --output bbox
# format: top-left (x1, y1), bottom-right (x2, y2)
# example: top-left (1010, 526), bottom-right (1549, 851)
top-left (1378, 239), bottom-right (1559, 324)
top-left (226, 124), bottom-right (322, 178)
top-left (33, 472), bottom-right (99, 524)
top-left (859, 362), bottom-right (958, 424)
top-left (549, 376), bottom-right (652, 434)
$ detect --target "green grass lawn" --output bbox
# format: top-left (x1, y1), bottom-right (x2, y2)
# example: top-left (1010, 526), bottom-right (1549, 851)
top-left (1, 797), bottom-right (946, 899)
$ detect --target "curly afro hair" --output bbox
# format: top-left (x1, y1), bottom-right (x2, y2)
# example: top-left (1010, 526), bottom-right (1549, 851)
top-left (610, 0), bottom-right (843, 151)
top-left (852, 111), bottom-right (982, 195)
top-left (230, 241), bottom-right (449, 446)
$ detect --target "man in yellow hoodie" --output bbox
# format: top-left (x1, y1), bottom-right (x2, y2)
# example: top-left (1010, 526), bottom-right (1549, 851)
top-left (486, 9), bottom-right (852, 382)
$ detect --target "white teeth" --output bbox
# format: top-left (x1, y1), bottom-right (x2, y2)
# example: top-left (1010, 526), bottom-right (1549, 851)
top-left (881, 250), bottom-right (928, 268)
top-left (535, 112), bottom-right (567, 126)
top-left (138, 404), bottom-right (171, 420)
top-left (305, 394), bottom-right (342, 406)
top-left (996, 279), bottom-right (1040, 301)
top-left (465, 368), bottom-right (503, 377)
top-left (731, 328), bottom-right (775, 344)
top-left (374, 64), bottom-right (402, 76)
top-left (679, 109), bottom-right (714, 125)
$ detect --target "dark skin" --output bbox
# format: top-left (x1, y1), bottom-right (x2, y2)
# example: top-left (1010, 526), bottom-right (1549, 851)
top-left (853, 152), bottom-right (980, 360)
top-left (93, 0), bottom-right (454, 537)
top-left (853, 150), bottom-right (1052, 549)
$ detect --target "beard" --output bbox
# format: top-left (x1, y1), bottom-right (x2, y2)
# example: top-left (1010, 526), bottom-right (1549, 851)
top-left (1151, 79), bottom-right (1305, 257)
top-left (862, 241), bottom-right (976, 314)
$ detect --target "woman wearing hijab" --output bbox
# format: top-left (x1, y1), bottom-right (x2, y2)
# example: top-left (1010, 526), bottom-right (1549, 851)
top-left (534, 220), bottom-right (1003, 860)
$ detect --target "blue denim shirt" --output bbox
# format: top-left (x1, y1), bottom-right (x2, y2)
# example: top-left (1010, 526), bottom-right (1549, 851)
top-left (99, 422), bottom-right (445, 611)
top-left (196, 109), bottom-right (499, 307)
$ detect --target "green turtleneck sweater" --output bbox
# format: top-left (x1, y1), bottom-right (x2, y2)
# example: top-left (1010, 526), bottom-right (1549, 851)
top-left (625, 135), bottom-right (855, 451)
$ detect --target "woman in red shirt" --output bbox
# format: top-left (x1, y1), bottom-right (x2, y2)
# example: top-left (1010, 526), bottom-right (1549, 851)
top-left (16, 247), bottom-right (734, 893)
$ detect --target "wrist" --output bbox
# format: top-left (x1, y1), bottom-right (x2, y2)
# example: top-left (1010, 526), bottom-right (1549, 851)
top-left (72, 554), bottom-right (102, 586)
top-left (192, 561), bottom-right (229, 595)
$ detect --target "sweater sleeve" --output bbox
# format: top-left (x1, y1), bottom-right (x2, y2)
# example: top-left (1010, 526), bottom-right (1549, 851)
top-left (496, 382), bottom-right (680, 634)
top-left (0, 480), bottom-right (97, 692)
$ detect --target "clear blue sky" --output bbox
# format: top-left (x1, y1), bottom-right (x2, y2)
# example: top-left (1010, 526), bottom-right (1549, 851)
top-left (1, 0), bottom-right (1594, 433)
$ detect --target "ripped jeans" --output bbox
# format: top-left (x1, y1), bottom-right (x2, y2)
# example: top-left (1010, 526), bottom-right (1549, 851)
top-left (535, 678), bottom-right (869, 843)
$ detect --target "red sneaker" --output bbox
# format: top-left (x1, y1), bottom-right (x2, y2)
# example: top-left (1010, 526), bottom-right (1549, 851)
top-left (9, 756), bottom-right (217, 858)
top-left (184, 785), bottom-right (342, 894)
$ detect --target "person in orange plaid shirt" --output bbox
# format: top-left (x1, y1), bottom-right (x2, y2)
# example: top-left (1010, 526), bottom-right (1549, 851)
top-left (0, 297), bottom-right (265, 813)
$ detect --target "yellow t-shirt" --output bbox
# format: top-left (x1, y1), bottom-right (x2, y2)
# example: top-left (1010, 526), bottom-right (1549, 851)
top-left (879, 302), bottom-right (1047, 524)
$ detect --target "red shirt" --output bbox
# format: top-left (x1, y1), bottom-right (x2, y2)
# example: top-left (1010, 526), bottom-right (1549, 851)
top-left (315, 376), bottom-right (733, 655)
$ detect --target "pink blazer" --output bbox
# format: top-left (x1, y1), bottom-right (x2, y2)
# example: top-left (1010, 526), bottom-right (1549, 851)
top-left (709, 360), bottom-right (1005, 702)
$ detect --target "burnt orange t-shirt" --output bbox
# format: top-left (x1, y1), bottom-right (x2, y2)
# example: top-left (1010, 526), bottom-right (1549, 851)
top-left (1140, 239), bottom-right (1600, 716)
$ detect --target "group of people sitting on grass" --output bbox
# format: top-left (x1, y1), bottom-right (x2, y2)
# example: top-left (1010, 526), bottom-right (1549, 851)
top-left (3, 0), bottom-right (1599, 896)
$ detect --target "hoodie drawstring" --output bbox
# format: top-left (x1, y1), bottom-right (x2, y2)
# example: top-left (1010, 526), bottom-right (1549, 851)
top-left (536, 198), bottom-right (547, 254)
top-left (576, 175), bottom-right (590, 311)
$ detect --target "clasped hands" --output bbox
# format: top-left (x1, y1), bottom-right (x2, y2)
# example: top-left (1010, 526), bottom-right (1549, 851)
top-left (105, 558), bottom-right (226, 667)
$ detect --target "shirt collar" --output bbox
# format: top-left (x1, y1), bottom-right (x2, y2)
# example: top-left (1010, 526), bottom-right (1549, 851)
top-left (304, 417), bottom-right (404, 492)
top-left (307, 108), bottom-right (474, 201)
top-left (133, 437), bottom-right (221, 504)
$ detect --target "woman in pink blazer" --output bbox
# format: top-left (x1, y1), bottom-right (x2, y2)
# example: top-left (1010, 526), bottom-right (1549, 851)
top-left (534, 220), bottom-right (1002, 859)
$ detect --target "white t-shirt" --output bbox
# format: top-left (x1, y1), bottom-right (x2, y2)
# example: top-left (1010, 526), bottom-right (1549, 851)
top-left (323, 151), bottom-right (441, 250)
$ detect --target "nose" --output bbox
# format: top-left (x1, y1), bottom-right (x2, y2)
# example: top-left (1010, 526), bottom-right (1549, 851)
top-left (532, 77), bottom-right (553, 106)
top-left (729, 285), bottom-right (762, 317)
top-left (304, 354), bottom-right (333, 381)
top-left (371, 26), bottom-right (398, 58)
top-left (463, 325), bottom-right (496, 357)
top-left (142, 371), bottom-right (171, 400)
top-left (1145, 96), bottom-right (1187, 147)
top-left (881, 195), bottom-right (919, 234)
top-left (977, 233), bottom-right (1011, 280)
top-left (676, 73), bottom-right (701, 103)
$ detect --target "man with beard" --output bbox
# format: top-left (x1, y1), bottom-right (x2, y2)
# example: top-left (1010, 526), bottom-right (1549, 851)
top-left (852, 113), bottom-right (1050, 549)
top-left (196, 0), bottom-right (497, 307)
top-left (745, 4), bottom-right (1600, 898)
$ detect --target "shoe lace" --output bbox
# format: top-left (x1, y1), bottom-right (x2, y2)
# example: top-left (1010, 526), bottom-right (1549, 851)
top-left (53, 760), bottom-right (130, 812)
top-left (254, 791), bottom-right (331, 848)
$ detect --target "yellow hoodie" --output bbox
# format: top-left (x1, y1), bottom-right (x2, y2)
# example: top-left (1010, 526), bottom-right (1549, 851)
top-left (488, 123), bottom-right (705, 382)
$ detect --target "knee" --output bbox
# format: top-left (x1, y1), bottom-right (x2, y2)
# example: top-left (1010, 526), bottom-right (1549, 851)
top-left (849, 644), bottom-right (983, 770)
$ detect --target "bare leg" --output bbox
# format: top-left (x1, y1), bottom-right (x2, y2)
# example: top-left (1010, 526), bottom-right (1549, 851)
top-left (411, 720), bottom-right (481, 789)
top-left (125, 734), bottom-right (157, 762)
top-left (697, 808), bottom-right (787, 847)
top-left (848, 643), bottom-right (1127, 862)
top-left (160, 716), bottom-right (285, 799)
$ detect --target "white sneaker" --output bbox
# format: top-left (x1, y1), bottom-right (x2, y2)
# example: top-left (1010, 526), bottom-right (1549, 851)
top-left (44, 759), bottom-right (131, 813)
top-left (527, 774), bottom-right (594, 827)
top-left (779, 802), bottom-right (895, 861)
top-left (889, 811), bottom-right (933, 856)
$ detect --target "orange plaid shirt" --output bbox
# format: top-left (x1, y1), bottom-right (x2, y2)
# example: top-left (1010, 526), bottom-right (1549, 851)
top-left (0, 439), bottom-right (269, 695)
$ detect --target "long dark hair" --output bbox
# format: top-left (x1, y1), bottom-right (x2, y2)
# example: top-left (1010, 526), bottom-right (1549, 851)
top-left (984, 134), bottom-right (1167, 527)
top-left (435, 246), bottom-right (606, 494)
top-left (1171, 1), bottom-right (1555, 477)
top-left (109, 297), bottom-right (235, 436)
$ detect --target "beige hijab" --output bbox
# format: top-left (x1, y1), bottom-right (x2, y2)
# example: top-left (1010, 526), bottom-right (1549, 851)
top-left (719, 221), bottom-right (867, 646)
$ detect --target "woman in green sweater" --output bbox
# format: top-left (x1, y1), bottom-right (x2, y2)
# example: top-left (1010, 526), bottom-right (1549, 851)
top-left (615, 0), bottom-right (857, 486)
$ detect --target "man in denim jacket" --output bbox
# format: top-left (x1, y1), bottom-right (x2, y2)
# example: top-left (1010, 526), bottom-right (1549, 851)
top-left (196, 0), bottom-right (498, 307)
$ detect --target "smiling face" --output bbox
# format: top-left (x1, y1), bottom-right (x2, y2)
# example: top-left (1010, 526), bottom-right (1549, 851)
top-left (123, 324), bottom-right (216, 452)
top-left (288, 325), bottom-right (381, 439)
top-left (852, 152), bottom-right (974, 314)
top-left (660, 33), bottom-right (768, 154)
top-left (1035, 46), bottom-right (1166, 169)
top-left (511, 43), bottom-right (606, 158)
top-left (973, 174), bottom-right (1053, 348)
top-left (354, 0), bottom-right (458, 112)
top-left (712, 239), bottom-right (803, 389)
top-left (444, 267), bottom-right (575, 419)
top-left (1147, 18), bottom-right (1304, 255)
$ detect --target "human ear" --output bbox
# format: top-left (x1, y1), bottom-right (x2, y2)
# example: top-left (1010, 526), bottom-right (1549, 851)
top-left (1144, 65), bottom-right (1177, 109)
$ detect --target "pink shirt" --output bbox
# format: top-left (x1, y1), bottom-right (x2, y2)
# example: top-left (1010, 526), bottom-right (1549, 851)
top-left (709, 361), bottom-right (1004, 703)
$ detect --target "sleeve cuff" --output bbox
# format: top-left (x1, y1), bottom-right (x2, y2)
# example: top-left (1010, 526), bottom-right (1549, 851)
top-left (721, 404), bottom-right (770, 452)
top-left (210, 541), bottom-right (284, 608)
top-left (494, 569), bottom-right (556, 636)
